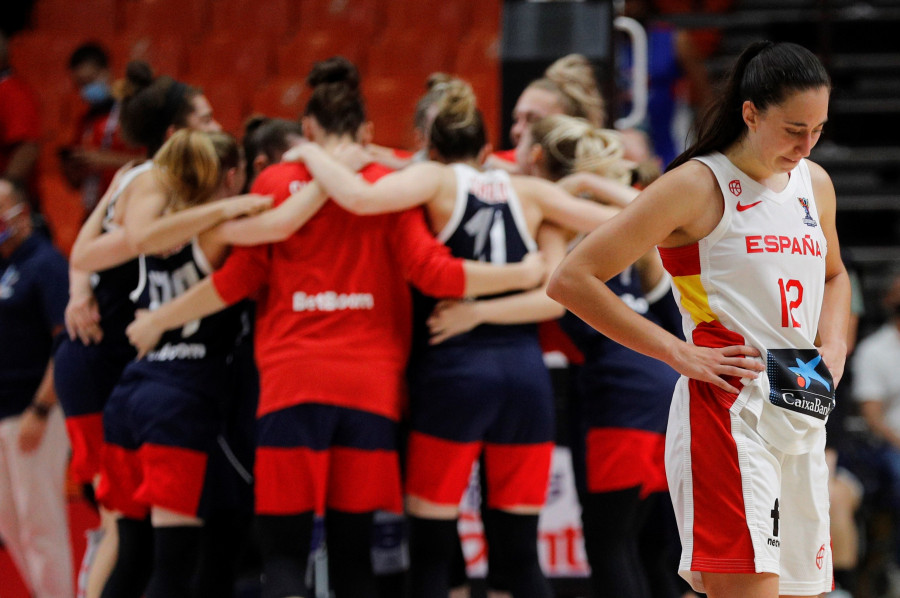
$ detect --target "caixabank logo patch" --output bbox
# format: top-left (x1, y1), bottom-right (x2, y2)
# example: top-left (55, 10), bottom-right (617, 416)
top-left (766, 349), bottom-right (835, 420)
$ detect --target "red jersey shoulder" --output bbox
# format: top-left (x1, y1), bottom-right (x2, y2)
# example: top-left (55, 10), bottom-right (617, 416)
top-left (252, 162), bottom-right (312, 202)
top-left (492, 149), bottom-right (516, 165)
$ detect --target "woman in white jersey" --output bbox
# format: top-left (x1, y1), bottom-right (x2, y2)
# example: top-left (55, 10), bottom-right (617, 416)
top-left (547, 40), bottom-right (851, 598)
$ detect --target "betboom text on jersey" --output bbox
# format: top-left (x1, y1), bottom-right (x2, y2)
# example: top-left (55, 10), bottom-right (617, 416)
top-left (292, 291), bottom-right (375, 313)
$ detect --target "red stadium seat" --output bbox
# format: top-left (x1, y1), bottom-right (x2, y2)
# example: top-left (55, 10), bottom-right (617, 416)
top-left (363, 74), bottom-right (422, 151)
top-left (250, 78), bottom-right (308, 122)
top-left (7, 31), bottom-right (82, 89)
top-left (381, 0), bottom-right (469, 42)
top-left (366, 29), bottom-right (453, 82)
top-left (296, 0), bottom-right (384, 42)
top-left (210, 0), bottom-right (300, 41)
top-left (453, 30), bottom-right (501, 82)
top-left (32, 0), bottom-right (118, 37)
top-left (107, 33), bottom-right (188, 79)
top-left (185, 33), bottom-right (274, 88)
top-left (190, 76), bottom-right (251, 136)
top-left (276, 29), bottom-right (365, 81)
top-left (120, 0), bottom-right (210, 37)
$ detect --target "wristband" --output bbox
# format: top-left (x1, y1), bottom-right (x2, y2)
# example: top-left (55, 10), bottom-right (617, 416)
top-left (29, 402), bottom-right (52, 419)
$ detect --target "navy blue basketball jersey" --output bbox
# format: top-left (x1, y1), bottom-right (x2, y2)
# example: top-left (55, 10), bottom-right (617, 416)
top-left (127, 238), bottom-right (243, 396)
top-left (562, 265), bottom-right (678, 433)
top-left (92, 161), bottom-right (153, 346)
top-left (429, 164), bottom-right (538, 343)
top-left (438, 164), bottom-right (535, 265)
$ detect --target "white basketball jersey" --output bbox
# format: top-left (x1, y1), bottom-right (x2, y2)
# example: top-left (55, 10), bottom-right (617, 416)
top-left (660, 152), bottom-right (831, 454)
top-left (102, 160), bottom-right (153, 232)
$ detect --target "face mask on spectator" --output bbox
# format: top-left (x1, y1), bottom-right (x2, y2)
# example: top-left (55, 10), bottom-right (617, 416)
top-left (80, 80), bottom-right (111, 105)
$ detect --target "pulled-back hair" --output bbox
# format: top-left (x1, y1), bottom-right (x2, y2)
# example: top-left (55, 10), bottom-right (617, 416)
top-left (668, 41), bottom-right (831, 171)
top-left (528, 54), bottom-right (606, 128)
top-left (304, 56), bottom-right (365, 137)
top-left (429, 79), bottom-right (486, 162)
top-left (208, 131), bottom-right (242, 184)
top-left (118, 61), bottom-right (201, 157)
top-left (414, 72), bottom-right (454, 132)
top-left (531, 115), bottom-right (630, 184)
top-left (247, 117), bottom-right (303, 164)
top-left (153, 129), bottom-right (221, 209)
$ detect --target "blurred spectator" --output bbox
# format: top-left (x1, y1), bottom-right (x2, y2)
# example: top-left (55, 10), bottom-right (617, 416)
top-left (826, 252), bottom-right (867, 596)
top-left (0, 178), bottom-right (73, 598)
top-left (617, 0), bottom-right (714, 169)
top-left (0, 31), bottom-right (42, 214)
top-left (59, 43), bottom-right (142, 216)
top-left (852, 274), bottom-right (900, 583)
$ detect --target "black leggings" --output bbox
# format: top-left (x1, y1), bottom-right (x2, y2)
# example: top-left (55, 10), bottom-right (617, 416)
top-left (100, 517), bottom-right (153, 598)
top-left (257, 510), bottom-right (378, 598)
top-left (409, 511), bottom-right (552, 598)
top-left (145, 525), bottom-right (202, 598)
top-left (326, 509), bottom-right (378, 598)
top-left (581, 488), bottom-right (683, 598)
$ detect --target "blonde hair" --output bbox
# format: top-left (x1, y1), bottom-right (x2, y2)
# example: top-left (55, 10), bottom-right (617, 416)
top-left (530, 54), bottom-right (606, 128)
top-left (532, 114), bottom-right (631, 184)
top-left (429, 79), bottom-right (486, 161)
top-left (414, 72), bottom-right (455, 131)
top-left (153, 129), bottom-right (221, 209)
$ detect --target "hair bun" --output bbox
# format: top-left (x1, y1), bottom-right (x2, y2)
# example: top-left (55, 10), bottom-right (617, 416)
top-left (125, 60), bottom-right (153, 88)
top-left (307, 56), bottom-right (359, 90)
top-left (425, 72), bottom-right (453, 91)
top-left (115, 60), bottom-right (154, 102)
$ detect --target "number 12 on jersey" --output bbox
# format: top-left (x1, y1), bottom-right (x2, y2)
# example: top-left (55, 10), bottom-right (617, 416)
top-left (778, 278), bottom-right (804, 328)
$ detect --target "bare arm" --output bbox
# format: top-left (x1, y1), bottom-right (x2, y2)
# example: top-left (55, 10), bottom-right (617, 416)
top-left (459, 252), bottom-right (545, 298)
top-left (126, 278), bottom-right (227, 358)
top-left (64, 268), bottom-right (103, 344)
top-left (124, 170), bottom-right (272, 256)
top-left (364, 143), bottom-right (415, 170)
top-left (429, 224), bottom-right (568, 343)
top-left (555, 172), bottom-right (640, 208)
top-left (286, 142), bottom-right (444, 215)
top-left (518, 176), bottom-right (621, 234)
top-left (547, 163), bottom-right (765, 393)
top-left (211, 182), bottom-right (328, 246)
top-left (809, 161), bottom-right (851, 385)
top-left (483, 154), bottom-right (521, 174)
top-left (69, 163), bottom-right (134, 272)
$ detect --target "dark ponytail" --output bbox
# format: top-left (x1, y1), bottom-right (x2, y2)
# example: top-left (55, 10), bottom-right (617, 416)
top-left (304, 56), bottom-right (366, 137)
top-left (668, 41), bottom-right (831, 171)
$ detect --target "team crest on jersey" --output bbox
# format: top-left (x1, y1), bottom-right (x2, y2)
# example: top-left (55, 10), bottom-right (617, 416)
top-left (798, 197), bottom-right (818, 227)
top-left (766, 349), bottom-right (834, 420)
top-left (728, 179), bottom-right (742, 196)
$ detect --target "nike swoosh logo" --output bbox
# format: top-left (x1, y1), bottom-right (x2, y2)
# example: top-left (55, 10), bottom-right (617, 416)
top-left (737, 200), bottom-right (763, 212)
